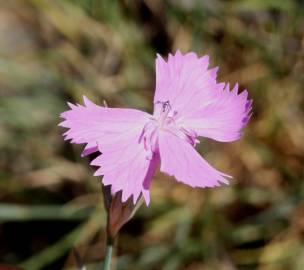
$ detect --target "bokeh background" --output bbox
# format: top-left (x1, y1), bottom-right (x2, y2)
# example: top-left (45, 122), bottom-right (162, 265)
top-left (1, 0), bottom-right (304, 269)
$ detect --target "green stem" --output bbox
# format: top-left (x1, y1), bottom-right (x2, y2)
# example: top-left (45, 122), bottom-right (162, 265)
top-left (103, 238), bottom-right (113, 270)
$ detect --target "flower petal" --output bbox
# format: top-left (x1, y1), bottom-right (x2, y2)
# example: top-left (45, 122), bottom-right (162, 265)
top-left (177, 83), bottom-right (252, 142)
top-left (158, 130), bottom-right (230, 188)
top-left (59, 95), bottom-right (151, 155)
top-left (154, 50), bottom-right (216, 115)
top-left (91, 128), bottom-right (159, 205)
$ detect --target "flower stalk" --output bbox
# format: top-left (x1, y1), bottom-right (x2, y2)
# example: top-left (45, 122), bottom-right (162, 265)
top-left (103, 237), bottom-right (114, 270)
top-left (102, 185), bottom-right (142, 270)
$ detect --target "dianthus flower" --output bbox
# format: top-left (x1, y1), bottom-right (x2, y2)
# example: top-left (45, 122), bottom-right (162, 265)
top-left (60, 51), bottom-right (252, 205)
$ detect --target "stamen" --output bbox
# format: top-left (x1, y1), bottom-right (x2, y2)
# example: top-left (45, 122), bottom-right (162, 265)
top-left (162, 100), bottom-right (171, 112)
top-left (141, 100), bottom-right (199, 155)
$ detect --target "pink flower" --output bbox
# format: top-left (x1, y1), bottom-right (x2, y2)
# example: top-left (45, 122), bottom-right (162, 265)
top-left (60, 51), bottom-right (252, 205)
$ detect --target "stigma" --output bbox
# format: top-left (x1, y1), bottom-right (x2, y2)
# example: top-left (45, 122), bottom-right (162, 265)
top-left (153, 100), bottom-right (177, 128)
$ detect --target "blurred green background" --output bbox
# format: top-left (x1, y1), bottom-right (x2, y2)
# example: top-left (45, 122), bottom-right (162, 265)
top-left (0, 0), bottom-right (304, 269)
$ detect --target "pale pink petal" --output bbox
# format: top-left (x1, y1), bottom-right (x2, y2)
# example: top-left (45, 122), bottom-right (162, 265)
top-left (177, 83), bottom-right (252, 142)
top-left (59, 95), bottom-right (151, 155)
top-left (91, 128), bottom-right (159, 205)
top-left (154, 50), bottom-right (216, 116)
top-left (158, 130), bottom-right (230, 188)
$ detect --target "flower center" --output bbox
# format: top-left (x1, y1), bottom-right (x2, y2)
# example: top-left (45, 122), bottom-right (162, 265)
top-left (139, 101), bottom-right (198, 159)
